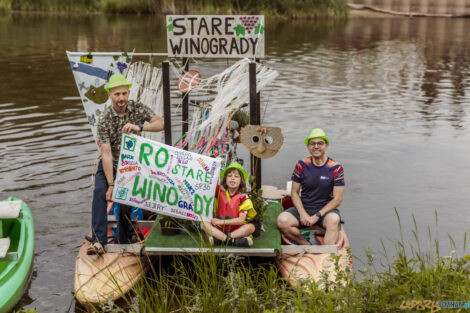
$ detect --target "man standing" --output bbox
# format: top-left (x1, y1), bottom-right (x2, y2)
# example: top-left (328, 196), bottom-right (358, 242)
top-left (88, 73), bottom-right (164, 255)
top-left (277, 128), bottom-right (344, 246)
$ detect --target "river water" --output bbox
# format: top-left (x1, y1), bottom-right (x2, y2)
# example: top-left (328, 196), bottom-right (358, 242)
top-left (1, 13), bottom-right (469, 311)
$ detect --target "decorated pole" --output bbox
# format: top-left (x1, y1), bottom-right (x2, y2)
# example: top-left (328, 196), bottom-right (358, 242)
top-left (162, 61), bottom-right (172, 145)
top-left (182, 57), bottom-right (189, 150)
top-left (249, 62), bottom-right (262, 188)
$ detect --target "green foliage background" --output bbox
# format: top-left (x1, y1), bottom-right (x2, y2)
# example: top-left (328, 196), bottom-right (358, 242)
top-left (0, 0), bottom-right (349, 18)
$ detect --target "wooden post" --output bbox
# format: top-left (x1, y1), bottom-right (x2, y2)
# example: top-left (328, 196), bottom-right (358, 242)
top-left (182, 57), bottom-right (189, 150)
top-left (162, 61), bottom-right (172, 145)
top-left (249, 62), bottom-right (261, 188)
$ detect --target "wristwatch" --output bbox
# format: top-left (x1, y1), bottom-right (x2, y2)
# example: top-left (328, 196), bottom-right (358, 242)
top-left (139, 124), bottom-right (144, 132)
top-left (315, 211), bottom-right (322, 218)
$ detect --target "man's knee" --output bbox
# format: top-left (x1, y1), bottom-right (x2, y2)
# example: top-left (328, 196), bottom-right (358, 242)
top-left (323, 213), bottom-right (340, 230)
top-left (277, 212), bottom-right (296, 230)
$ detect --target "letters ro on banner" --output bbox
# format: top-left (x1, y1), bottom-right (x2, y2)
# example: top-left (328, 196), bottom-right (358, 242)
top-left (112, 134), bottom-right (222, 221)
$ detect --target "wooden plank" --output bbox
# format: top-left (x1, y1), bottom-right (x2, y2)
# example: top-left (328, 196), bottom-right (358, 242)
top-left (144, 247), bottom-right (277, 257)
top-left (0, 237), bottom-right (10, 258)
top-left (281, 245), bottom-right (338, 254)
top-left (0, 200), bottom-right (22, 219)
top-left (133, 53), bottom-right (168, 56)
top-left (107, 216), bottom-right (155, 228)
top-left (105, 243), bottom-right (142, 254)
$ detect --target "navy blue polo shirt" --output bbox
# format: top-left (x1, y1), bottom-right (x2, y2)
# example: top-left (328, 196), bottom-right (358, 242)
top-left (291, 157), bottom-right (345, 208)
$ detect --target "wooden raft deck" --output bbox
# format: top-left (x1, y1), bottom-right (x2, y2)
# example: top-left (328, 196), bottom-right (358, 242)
top-left (105, 201), bottom-right (339, 256)
top-left (143, 201), bottom-right (283, 257)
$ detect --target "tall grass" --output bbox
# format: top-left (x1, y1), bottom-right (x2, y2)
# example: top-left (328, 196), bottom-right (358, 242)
top-left (79, 218), bottom-right (470, 313)
top-left (2, 0), bottom-right (349, 18)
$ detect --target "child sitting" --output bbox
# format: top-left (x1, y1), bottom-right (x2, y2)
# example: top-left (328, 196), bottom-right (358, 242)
top-left (201, 162), bottom-right (257, 247)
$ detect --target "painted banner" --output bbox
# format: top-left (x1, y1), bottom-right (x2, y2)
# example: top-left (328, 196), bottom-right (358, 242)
top-left (166, 15), bottom-right (265, 58)
top-left (112, 134), bottom-right (222, 221)
top-left (66, 51), bottom-right (133, 142)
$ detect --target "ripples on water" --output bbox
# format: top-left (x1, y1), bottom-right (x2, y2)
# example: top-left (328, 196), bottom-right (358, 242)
top-left (0, 14), bottom-right (469, 311)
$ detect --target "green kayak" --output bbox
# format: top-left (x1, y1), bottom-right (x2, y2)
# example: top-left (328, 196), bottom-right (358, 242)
top-left (0, 197), bottom-right (34, 313)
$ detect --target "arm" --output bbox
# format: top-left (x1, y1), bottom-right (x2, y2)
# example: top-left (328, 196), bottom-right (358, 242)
top-left (211, 212), bottom-right (248, 226)
top-left (318, 186), bottom-right (343, 216)
top-left (122, 114), bottom-right (164, 134)
top-left (144, 114), bottom-right (164, 132)
top-left (291, 181), bottom-right (313, 226)
top-left (309, 185), bottom-right (344, 226)
top-left (101, 143), bottom-right (115, 202)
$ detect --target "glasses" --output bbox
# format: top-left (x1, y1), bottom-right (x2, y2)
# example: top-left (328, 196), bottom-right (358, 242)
top-left (308, 141), bottom-right (326, 147)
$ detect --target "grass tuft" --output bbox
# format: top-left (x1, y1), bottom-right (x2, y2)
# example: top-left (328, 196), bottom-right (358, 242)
top-left (77, 220), bottom-right (470, 313)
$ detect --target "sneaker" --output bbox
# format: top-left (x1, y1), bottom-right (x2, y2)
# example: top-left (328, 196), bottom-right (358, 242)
top-left (209, 237), bottom-right (223, 246)
top-left (86, 242), bottom-right (106, 255)
top-left (228, 237), bottom-right (253, 247)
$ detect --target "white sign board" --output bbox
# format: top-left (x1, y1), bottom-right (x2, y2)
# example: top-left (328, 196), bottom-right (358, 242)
top-left (166, 15), bottom-right (265, 58)
top-left (66, 51), bottom-right (133, 142)
top-left (112, 134), bottom-right (222, 221)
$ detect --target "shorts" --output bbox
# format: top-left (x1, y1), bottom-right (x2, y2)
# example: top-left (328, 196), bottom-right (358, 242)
top-left (284, 206), bottom-right (341, 229)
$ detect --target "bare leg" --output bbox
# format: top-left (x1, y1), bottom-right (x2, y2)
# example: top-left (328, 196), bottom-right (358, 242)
top-left (323, 213), bottom-right (340, 245)
top-left (230, 223), bottom-right (255, 238)
top-left (200, 221), bottom-right (227, 241)
top-left (277, 211), bottom-right (310, 245)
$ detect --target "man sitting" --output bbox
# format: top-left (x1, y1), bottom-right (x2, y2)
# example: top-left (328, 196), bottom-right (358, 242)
top-left (277, 128), bottom-right (344, 246)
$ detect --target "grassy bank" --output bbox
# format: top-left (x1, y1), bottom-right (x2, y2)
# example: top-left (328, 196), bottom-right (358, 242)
top-left (0, 0), bottom-right (348, 18)
top-left (80, 232), bottom-right (470, 312)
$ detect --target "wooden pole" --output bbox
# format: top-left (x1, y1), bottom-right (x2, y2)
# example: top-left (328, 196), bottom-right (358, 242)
top-left (249, 62), bottom-right (261, 188)
top-left (182, 57), bottom-right (189, 150)
top-left (162, 61), bottom-right (172, 145)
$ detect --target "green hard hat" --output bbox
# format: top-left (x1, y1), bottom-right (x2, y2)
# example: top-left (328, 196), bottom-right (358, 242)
top-left (221, 162), bottom-right (248, 181)
top-left (304, 128), bottom-right (330, 146)
top-left (105, 73), bottom-right (132, 92)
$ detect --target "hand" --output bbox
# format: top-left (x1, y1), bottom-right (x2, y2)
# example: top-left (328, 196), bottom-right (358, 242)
top-left (299, 212), bottom-right (312, 227)
top-left (122, 123), bottom-right (139, 134)
top-left (106, 186), bottom-right (114, 202)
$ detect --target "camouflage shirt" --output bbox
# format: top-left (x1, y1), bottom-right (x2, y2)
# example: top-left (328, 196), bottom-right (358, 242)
top-left (97, 100), bottom-right (155, 168)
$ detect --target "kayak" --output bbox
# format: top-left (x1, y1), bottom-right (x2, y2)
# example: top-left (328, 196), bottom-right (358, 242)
top-left (277, 228), bottom-right (353, 288)
top-left (0, 198), bottom-right (35, 313)
top-left (74, 203), bottom-right (150, 307)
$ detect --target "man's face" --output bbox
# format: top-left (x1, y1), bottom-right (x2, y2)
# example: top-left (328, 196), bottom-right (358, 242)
top-left (307, 138), bottom-right (328, 158)
top-left (108, 86), bottom-right (130, 110)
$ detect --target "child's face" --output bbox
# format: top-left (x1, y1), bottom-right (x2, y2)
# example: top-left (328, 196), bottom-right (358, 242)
top-left (226, 170), bottom-right (242, 190)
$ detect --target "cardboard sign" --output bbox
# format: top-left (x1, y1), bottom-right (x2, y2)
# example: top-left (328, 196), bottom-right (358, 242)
top-left (167, 15), bottom-right (265, 58)
top-left (112, 134), bottom-right (222, 221)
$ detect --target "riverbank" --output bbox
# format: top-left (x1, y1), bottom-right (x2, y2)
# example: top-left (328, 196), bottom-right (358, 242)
top-left (81, 234), bottom-right (470, 313)
top-left (0, 0), bottom-right (348, 18)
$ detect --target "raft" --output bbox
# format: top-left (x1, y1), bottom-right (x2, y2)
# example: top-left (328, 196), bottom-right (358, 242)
top-left (74, 205), bottom-right (151, 307)
top-left (0, 198), bottom-right (35, 313)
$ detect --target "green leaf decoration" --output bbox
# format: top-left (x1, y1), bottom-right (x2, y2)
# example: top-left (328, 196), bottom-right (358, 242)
top-left (167, 23), bottom-right (174, 32)
top-left (234, 24), bottom-right (246, 36)
top-left (254, 23), bottom-right (265, 35)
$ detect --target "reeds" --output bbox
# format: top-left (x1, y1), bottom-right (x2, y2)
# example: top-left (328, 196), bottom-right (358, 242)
top-left (79, 212), bottom-right (469, 313)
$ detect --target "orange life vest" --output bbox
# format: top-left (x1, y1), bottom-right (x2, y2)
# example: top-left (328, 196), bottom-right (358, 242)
top-left (215, 187), bottom-right (249, 233)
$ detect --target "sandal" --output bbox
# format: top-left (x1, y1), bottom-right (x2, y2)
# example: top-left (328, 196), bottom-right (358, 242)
top-left (86, 242), bottom-right (106, 255)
